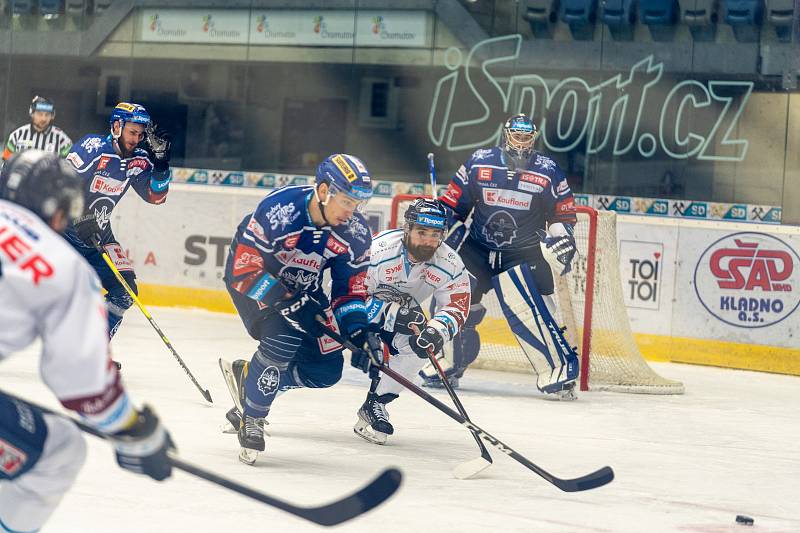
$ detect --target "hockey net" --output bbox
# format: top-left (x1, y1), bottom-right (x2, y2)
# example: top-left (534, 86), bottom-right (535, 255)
top-left (390, 195), bottom-right (684, 394)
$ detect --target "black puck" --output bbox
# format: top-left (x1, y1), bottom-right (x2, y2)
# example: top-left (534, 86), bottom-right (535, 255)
top-left (735, 515), bottom-right (754, 525)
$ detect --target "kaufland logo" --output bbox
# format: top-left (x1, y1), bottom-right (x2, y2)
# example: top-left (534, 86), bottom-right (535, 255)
top-left (482, 189), bottom-right (532, 210)
top-left (694, 232), bottom-right (800, 328)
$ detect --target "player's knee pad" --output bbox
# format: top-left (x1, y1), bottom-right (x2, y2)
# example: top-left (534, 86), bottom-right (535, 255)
top-left (257, 333), bottom-right (302, 365)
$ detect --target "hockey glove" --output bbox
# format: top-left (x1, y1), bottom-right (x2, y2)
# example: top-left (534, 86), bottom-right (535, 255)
top-left (410, 325), bottom-right (445, 359)
top-left (73, 213), bottom-right (102, 247)
top-left (349, 325), bottom-right (384, 373)
top-left (393, 305), bottom-right (426, 336)
top-left (536, 228), bottom-right (577, 276)
top-left (274, 292), bottom-right (327, 338)
top-left (444, 219), bottom-right (468, 251)
top-left (145, 123), bottom-right (172, 171)
top-left (111, 405), bottom-right (174, 482)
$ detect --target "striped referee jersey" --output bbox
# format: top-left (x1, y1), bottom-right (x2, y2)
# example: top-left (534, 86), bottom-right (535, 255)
top-left (3, 123), bottom-right (72, 160)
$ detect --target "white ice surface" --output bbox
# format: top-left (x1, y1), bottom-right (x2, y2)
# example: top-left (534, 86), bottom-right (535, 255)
top-left (4, 307), bottom-right (799, 533)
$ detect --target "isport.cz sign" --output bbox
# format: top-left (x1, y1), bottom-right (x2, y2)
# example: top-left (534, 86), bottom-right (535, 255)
top-left (428, 34), bottom-right (753, 162)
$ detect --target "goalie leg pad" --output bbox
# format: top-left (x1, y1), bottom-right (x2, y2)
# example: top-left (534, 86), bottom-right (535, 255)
top-left (492, 263), bottom-right (579, 393)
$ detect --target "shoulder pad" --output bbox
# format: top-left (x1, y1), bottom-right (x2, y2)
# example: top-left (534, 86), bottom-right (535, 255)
top-left (338, 214), bottom-right (372, 248)
top-left (432, 243), bottom-right (465, 274)
top-left (75, 134), bottom-right (110, 156)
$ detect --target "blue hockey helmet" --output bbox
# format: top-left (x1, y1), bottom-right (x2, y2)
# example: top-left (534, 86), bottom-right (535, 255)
top-left (109, 102), bottom-right (151, 131)
top-left (315, 154), bottom-right (373, 210)
top-left (501, 114), bottom-right (539, 164)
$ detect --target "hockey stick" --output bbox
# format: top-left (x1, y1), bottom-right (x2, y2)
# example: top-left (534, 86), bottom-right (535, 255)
top-left (94, 242), bottom-right (212, 403)
top-left (325, 326), bottom-right (613, 492)
top-left (424, 346), bottom-right (493, 479)
top-left (424, 152), bottom-right (492, 478)
top-left (2, 389), bottom-right (402, 526)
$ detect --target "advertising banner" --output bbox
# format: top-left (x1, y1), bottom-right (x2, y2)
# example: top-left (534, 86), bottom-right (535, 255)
top-left (140, 9), bottom-right (429, 48)
top-left (113, 184), bottom-right (394, 289)
top-left (168, 166), bottom-right (781, 224)
top-left (683, 229), bottom-right (800, 339)
top-left (140, 9), bottom-right (250, 44)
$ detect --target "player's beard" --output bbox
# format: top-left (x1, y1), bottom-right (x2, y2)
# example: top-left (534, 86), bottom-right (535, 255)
top-left (408, 242), bottom-right (437, 263)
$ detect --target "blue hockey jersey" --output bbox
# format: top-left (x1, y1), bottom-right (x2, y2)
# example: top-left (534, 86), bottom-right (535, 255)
top-left (65, 134), bottom-right (170, 241)
top-left (439, 147), bottom-right (577, 251)
top-left (225, 186), bottom-right (372, 333)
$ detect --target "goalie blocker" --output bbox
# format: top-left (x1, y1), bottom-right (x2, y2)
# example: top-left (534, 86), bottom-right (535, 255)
top-left (492, 263), bottom-right (579, 394)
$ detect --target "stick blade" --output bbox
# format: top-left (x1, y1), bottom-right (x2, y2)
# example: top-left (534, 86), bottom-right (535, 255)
top-left (553, 466), bottom-right (614, 492)
top-left (452, 457), bottom-right (492, 480)
top-left (302, 467), bottom-right (403, 526)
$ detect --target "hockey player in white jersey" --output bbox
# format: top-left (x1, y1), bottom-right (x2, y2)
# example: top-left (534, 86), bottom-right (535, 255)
top-left (0, 151), bottom-right (174, 532)
top-left (353, 198), bottom-right (471, 444)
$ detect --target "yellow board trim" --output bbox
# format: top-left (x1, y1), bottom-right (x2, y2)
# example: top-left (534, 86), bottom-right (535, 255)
top-left (138, 283), bottom-right (236, 314)
top-left (138, 283), bottom-right (800, 377)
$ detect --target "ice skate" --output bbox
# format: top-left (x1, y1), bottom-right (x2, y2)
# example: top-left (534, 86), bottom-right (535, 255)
top-left (354, 393), bottom-right (397, 445)
top-left (238, 414), bottom-right (266, 465)
top-left (543, 381), bottom-right (578, 401)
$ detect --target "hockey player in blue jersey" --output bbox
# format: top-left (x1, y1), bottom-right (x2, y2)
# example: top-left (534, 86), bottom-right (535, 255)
top-left (63, 102), bottom-right (172, 337)
top-left (422, 114), bottom-right (579, 399)
top-left (222, 153), bottom-right (383, 463)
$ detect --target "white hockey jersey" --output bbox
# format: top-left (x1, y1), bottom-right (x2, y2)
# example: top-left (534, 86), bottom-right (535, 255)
top-left (366, 229), bottom-right (471, 341)
top-left (0, 199), bottom-right (135, 434)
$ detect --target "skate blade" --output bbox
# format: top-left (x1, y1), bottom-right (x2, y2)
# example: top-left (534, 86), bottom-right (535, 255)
top-left (222, 421), bottom-right (271, 436)
top-left (453, 457), bottom-right (492, 480)
top-left (353, 421), bottom-right (387, 445)
top-left (239, 447), bottom-right (259, 465)
top-left (541, 387), bottom-right (578, 402)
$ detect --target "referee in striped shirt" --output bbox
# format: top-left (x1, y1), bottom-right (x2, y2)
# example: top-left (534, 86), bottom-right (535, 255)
top-left (2, 96), bottom-right (72, 162)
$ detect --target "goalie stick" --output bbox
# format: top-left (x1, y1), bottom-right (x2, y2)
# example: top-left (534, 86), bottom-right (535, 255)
top-left (1, 389), bottom-right (402, 527)
top-left (323, 325), bottom-right (613, 492)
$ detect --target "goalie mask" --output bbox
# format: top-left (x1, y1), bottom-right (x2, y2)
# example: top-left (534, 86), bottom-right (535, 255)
top-left (403, 198), bottom-right (447, 263)
top-left (501, 114), bottom-right (539, 170)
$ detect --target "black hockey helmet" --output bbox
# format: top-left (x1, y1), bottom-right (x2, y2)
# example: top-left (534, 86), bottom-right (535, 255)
top-left (404, 197), bottom-right (447, 232)
top-left (501, 114), bottom-right (539, 165)
top-left (0, 150), bottom-right (84, 227)
top-left (29, 95), bottom-right (55, 117)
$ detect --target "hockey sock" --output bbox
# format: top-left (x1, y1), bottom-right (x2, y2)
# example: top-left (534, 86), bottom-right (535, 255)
top-left (243, 335), bottom-right (302, 417)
